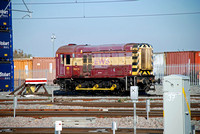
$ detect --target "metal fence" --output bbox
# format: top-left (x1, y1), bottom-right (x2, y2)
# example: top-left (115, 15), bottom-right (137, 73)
top-left (14, 69), bottom-right (56, 88)
top-left (14, 64), bottom-right (200, 88)
top-left (154, 64), bottom-right (200, 85)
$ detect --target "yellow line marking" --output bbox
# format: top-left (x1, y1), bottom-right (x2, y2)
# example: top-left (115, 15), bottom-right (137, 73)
top-left (182, 87), bottom-right (191, 116)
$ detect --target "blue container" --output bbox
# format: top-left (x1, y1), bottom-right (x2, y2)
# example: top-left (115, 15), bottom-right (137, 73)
top-left (0, 0), bottom-right (12, 27)
top-left (0, 0), bottom-right (13, 59)
top-left (0, 32), bottom-right (12, 58)
top-left (0, 62), bottom-right (14, 92)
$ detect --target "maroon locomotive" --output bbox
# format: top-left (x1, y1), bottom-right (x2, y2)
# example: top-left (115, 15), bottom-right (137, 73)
top-left (53, 43), bottom-right (155, 93)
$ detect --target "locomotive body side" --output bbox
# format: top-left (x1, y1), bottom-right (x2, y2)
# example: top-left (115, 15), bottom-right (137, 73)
top-left (54, 43), bottom-right (155, 93)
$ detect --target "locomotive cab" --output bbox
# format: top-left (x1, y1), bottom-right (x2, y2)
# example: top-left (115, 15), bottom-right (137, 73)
top-left (57, 54), bottom-right (71, 77)
top-left (54, 46), bottom-right (74, 90)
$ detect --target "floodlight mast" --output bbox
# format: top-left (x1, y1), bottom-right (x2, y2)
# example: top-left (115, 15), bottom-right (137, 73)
top-left (51, 34), bottom-right (56, 57)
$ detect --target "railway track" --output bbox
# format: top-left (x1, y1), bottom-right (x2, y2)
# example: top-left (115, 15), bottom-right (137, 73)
top-left (1, 94), bottom-right (200, 102)
top-left (0, 109), bottom-right (200, 120)
top-left (0, 127), bottom-right (166, 134)
top-left (0, 127), bottom-right (199, 134)
top-left (1, 127), bottom-right (199, 134)
top-left (1, 101), bottom-right (200, 109)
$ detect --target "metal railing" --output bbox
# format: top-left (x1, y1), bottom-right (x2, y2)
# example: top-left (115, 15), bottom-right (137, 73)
top-left (154, 64), bottom-right (200, 85)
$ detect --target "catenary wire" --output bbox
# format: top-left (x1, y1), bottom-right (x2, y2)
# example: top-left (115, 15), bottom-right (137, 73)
top-left (12, 11), bottom-right (200, 20)
top-left (12, 0), bottom-right (137, 5)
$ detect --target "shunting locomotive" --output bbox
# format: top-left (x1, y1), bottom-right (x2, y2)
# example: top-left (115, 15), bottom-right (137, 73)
top-left (53, 43), bottom-right (156, 94)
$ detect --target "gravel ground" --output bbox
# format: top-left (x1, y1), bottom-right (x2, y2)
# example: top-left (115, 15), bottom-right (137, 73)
top-left (0, 85), bottom-right (199, 130)
top-left (0, 116), bottom-right (199, 130)
top-left (90, 117), bottom-right (164, 128)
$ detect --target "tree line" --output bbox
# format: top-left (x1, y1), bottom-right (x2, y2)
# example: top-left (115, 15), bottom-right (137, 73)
top-left (13, 49), bottom-right (32, 58)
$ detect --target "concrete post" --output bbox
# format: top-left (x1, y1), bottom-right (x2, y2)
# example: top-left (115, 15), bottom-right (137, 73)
top-left (112, 121), bottom-right (117, 134)
top-left (13, 96), bottom-right (17, 118)
top-left (133, 102), bottom-right (136, 134)
top-left (52, 89), bottom-right (54, 103)
top-left (146, 99), bottom-right (150, 121)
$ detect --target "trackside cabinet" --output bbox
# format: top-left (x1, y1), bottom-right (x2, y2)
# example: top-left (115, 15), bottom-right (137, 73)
top-left (163, 75), bottom-right (191, 134)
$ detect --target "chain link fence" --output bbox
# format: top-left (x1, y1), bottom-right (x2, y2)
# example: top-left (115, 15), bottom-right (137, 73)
top-left (154, 64), bottom-right (200, 85)
top-left (14, 69), bottom-right (56, 88)
top-left (14, 64), bottom-right (200, 89)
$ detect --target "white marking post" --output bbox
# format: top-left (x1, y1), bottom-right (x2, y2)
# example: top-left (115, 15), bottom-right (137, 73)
top-left (112, 121), bottom-right (117, 134)
top-left (55, 121), bottom-right (62, 134)
top-left (130, 86), bottom-right (138, 134)
top-left (13, 96), bottom-right (17, 118)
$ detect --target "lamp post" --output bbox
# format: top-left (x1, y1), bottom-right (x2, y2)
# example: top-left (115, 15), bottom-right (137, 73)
top-left (51, 34), bottom-right (56, 57)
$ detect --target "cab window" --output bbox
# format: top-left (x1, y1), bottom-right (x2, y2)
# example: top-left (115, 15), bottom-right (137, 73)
top-left (60, 54), bottom-right (64, 64)
top-left (66, 55), bottom-right (70, 64)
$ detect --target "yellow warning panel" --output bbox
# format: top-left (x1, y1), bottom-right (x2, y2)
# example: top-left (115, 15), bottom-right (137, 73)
top-left (26, 86), bottom-right (35, 93)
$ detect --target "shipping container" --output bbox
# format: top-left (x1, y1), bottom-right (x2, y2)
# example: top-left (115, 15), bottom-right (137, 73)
top-left (153, 52), bottom-right (166, 80)
top-left (0, 0), bottom-right (13, 59)
top-left (32, 57), bottom-right (56, 84)
top-left (0, 32), bottom-right (12, 58)
top-left (165, 51), bottom-right (195, 75)
top-left (165, 51), bottom-right (195, 65)
top-left (195, 51), bottom-right (200, 80)
top-left (0, 62), bottom-right (14, 92)
top-left (14, 58), bottom-right (33, 87)
top-left (0, 0), bottom-right (12, 27)
top-left (195, 51), bottom-right (200, 65)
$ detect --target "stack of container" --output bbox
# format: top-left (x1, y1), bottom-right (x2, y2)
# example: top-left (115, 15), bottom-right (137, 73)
top-left (195, 52), bottom-right (200, 80)
top-left (14, 58), bottom-right (33, 87)
top-left (165, 51), bottom-right (195, 75)
top-left (0, 0), bottom-right (14, 92)
top-left (32, 57), bottom-right (56, 82)
top-left (154, 51), bottom-right (200, 85)
top-left (13, 57), bottom-right (56, 87)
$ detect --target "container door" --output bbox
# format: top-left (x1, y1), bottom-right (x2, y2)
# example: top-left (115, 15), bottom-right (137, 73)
top-left (59, 54), bottom-right (65, 75)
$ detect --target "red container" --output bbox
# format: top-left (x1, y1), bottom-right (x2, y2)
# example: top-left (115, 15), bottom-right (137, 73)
top-left (32, 57), bottom-right (56, 84)
top-left (195, 51), bottom-right (200, 79)
top-left (195, 51), bottom-right (200, 65)
top-left (165, 51), bottom-right (195, 75)
top-left (165, 51), bottom-right (195, 65)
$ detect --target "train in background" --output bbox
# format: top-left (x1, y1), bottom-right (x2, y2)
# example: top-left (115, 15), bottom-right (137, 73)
top-left (53, 43), bottom-right (156, 94)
